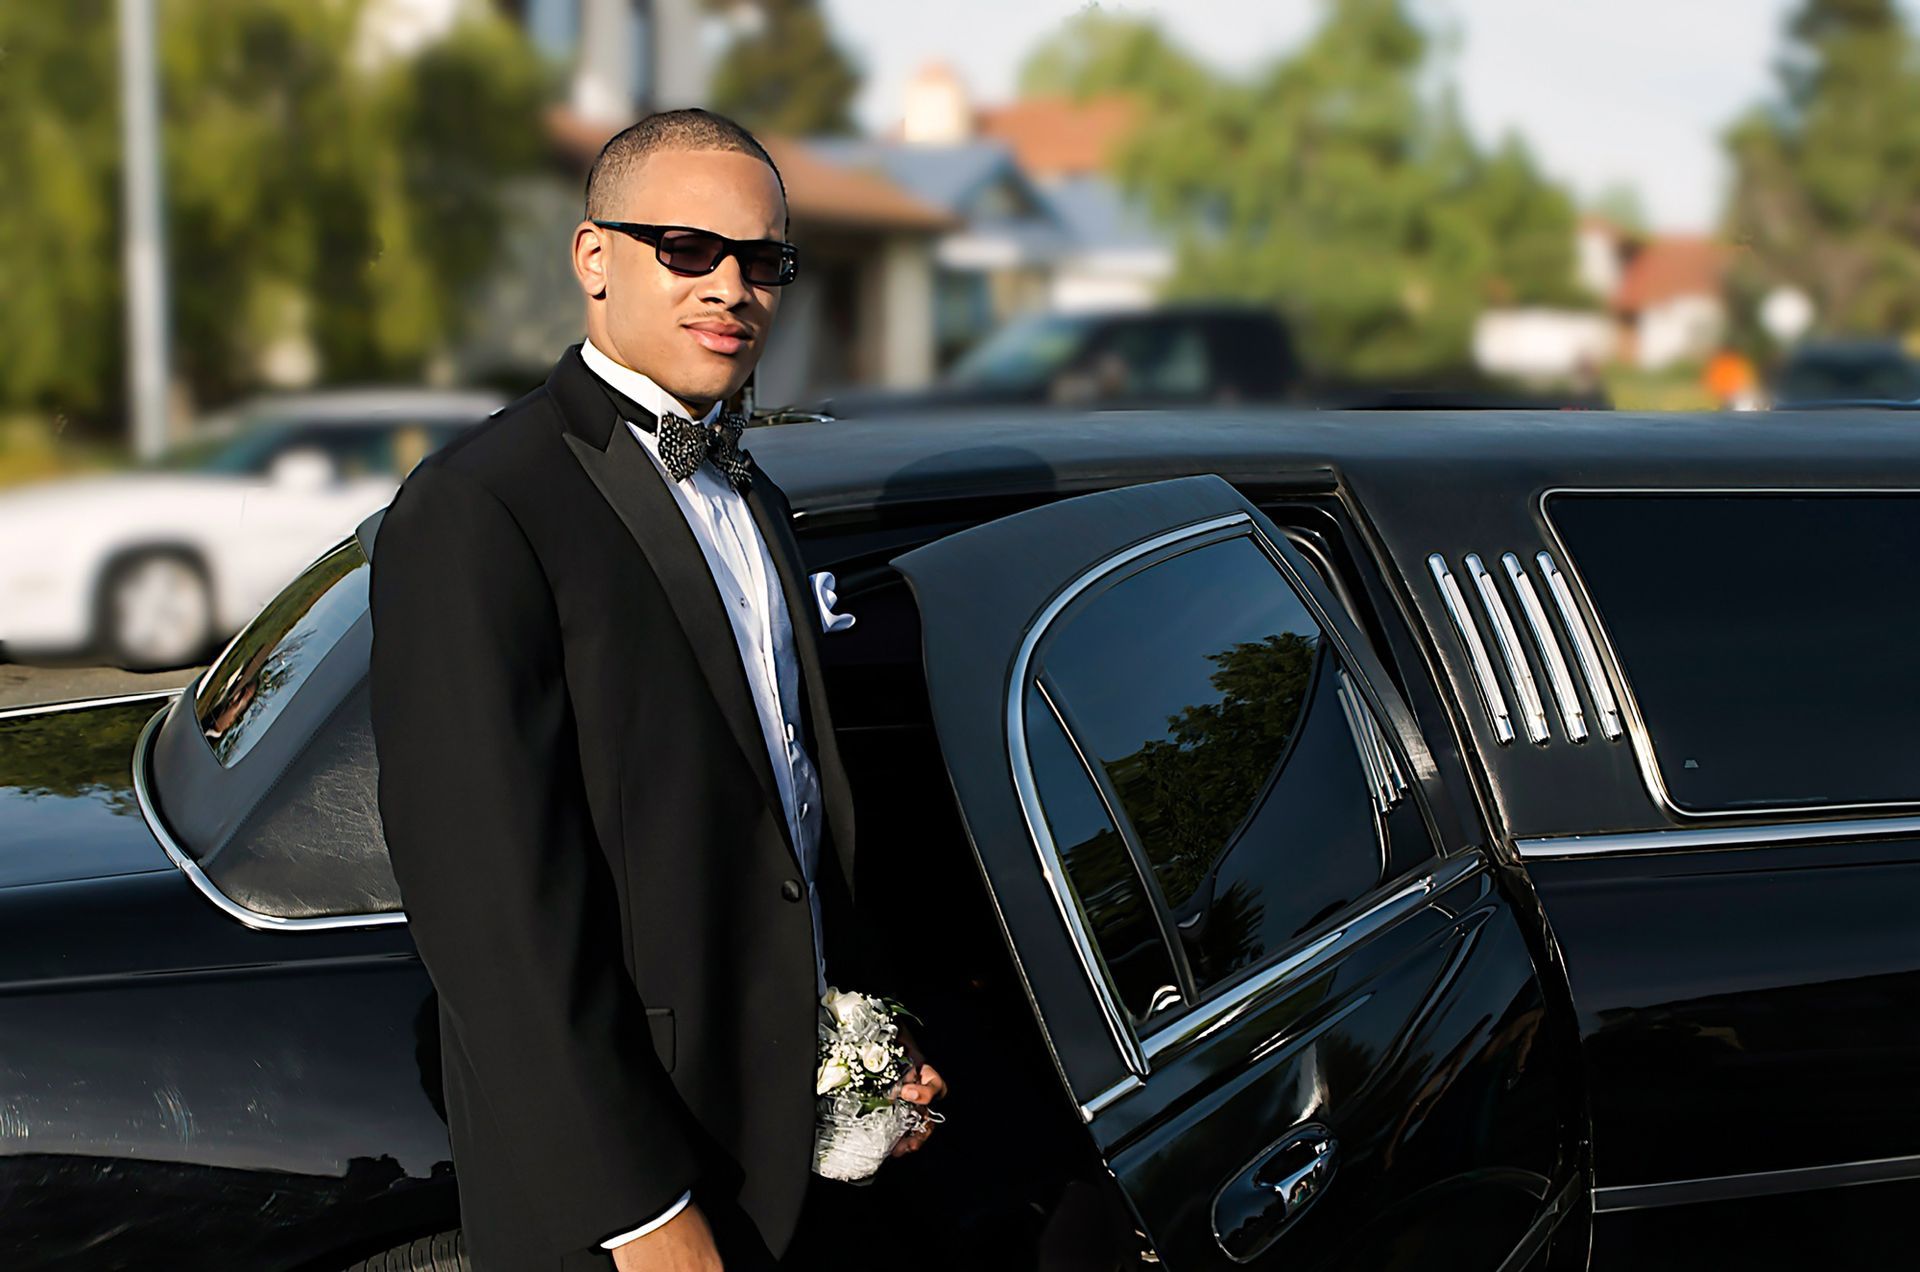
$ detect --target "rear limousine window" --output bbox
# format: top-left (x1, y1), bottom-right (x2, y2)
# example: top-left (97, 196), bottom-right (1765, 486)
top-left (1547, 492), bottom-right (1920, 814)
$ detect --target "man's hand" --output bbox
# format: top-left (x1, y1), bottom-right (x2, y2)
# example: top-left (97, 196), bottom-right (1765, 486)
top-left (610, 1202), bottom-right (723, 1271)
top-left (891, 1027), bottom-right (949, 1158)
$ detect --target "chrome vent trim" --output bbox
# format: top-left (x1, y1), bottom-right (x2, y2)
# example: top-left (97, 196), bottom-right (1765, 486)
top-left (1534, 549), bottom-right (1624, 740)
top-left (1335, 667), bottom-right (1408, 815)
top-left (1427, 553), bottom-right (1515, 745)
top-left (1464, 553), bottom-right (1550, 746)
top-left (1500, 552), bottom-right (1588, 743)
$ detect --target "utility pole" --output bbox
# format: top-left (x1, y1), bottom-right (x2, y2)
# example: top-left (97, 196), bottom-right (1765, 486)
top-left (118, 0), bottom-right (171, 461)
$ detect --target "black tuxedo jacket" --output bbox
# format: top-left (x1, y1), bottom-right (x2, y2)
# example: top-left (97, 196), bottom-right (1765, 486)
top-left (368, 344), bottom-right (857, 1269)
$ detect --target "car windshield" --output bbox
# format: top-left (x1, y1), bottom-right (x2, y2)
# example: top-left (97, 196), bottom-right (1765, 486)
top-left (946, 313), bottom-right (1093, 391)
top-left (149, 421), bottom-right (291, 475)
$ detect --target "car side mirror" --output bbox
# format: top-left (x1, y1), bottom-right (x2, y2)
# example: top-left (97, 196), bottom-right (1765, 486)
top-left (268, 447), bottom-right (336, 490)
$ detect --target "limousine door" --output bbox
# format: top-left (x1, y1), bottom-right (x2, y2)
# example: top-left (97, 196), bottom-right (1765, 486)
top-left (892, 475), bottom-right (1584, 1271)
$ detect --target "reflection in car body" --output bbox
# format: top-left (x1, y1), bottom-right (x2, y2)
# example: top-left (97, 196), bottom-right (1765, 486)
top-left (4, 406), bottom-right (1920, 1269)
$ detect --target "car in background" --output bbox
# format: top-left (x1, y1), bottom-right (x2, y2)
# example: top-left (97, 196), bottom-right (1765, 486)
top-left (811, 304), bottom-right (1303, 418)
top-left (0, 388), bottom-right (501, 672)
top-left (1769, 338), bottom-right (1920, 408)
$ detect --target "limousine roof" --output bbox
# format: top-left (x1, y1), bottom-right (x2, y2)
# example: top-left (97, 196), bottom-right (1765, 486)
top-left (758, 406), bottom-right (1920, 843)
top-left (748, 407), bottom-right (1920, 517)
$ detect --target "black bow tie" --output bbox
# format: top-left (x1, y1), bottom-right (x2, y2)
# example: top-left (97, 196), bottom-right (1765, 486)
top-left (597, 379), bottom-right (753, 493)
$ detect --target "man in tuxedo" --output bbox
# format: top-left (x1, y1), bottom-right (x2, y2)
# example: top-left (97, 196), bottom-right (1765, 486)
top-left (368, 108), bottom-right (943, 1271)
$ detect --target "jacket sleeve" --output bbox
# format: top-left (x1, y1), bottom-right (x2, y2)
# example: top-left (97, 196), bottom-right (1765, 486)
top-left (367, 462), bottom-right (701, 1250)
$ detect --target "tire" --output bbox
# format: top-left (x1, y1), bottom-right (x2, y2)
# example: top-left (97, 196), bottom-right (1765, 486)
top-left (338, 1228), bottom-right (468, 1272)
top-left (92, 548), bottom-right (216, 672)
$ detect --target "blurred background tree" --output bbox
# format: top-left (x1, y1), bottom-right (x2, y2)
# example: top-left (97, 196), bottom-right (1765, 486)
top-left (1724, 0), bottom-right (1920, 338)
top-left (705, 0), bottom-right (861, 136)
top-left (0, 0), bottom-right (547, 435)
top-left (1021, 0), bottom-right (1580, 382)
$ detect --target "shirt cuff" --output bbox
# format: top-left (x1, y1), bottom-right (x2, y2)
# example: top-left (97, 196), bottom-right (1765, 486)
top-left (599, 1190), bottom-right (693, 1249)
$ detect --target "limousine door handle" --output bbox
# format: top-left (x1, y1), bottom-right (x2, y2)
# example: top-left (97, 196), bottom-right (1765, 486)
top-left (1212, 1125), bottom-right (1338, 1262)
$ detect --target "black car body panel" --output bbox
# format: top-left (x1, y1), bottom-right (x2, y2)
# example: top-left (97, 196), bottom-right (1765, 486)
top-left (0, 700), bottom-right (452, 1270)
top-left (5, 407), bottom-right (1920, 1265)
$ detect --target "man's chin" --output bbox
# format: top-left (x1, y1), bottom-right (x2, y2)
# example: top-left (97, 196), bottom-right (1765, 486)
top-left (662, 371), bottom-right (752, 411)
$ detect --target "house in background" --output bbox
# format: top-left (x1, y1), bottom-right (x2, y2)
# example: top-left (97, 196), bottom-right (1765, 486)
top-left (1474, 218), bottom-right (1731, 382)
top-left (1612, 235), bottom-right (1729, 370)
top-left (812, 63), bottom-right (1174, 369)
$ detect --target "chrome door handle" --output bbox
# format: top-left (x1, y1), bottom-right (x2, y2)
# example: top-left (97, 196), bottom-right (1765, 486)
top-left (1213, 1125), bottom-right (1338, 1263)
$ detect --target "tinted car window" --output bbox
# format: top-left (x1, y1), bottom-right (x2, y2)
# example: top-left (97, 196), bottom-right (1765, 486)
top-left (1551, 493), bottom-right (1920, 812)
top-left (1039, 534), bottom-right (1386, 994)
top-left (1025, 685), bottom-right (1183, 1026)
top-left (195, 539), bottom-right (369, 767)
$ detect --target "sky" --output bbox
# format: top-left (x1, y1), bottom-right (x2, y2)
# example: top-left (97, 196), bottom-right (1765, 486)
top-left (821, 0), bottom-right (1920, 234)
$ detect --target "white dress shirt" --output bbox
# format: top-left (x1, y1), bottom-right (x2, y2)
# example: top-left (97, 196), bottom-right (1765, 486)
top-left (580, 339), bottom-right (833, 1251)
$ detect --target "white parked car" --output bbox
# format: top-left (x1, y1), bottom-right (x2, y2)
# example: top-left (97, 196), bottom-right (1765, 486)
top-left (0, 388), bottom-right (502, 670)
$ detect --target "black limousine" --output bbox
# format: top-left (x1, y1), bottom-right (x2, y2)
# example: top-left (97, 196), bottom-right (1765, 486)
top-left (3, 408), bottom-right (1918, 1271)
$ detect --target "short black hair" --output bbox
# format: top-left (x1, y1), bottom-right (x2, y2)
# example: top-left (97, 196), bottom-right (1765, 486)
top-left (584, 108), bottom-right (787, 222)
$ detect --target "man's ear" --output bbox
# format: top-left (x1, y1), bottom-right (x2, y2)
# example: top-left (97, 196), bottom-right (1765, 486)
top-left (571, 220), bottom-right (608, 301)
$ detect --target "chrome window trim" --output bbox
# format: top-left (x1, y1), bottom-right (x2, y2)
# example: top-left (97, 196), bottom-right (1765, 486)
top-left (1335, 667), bottom-right (1407, 816)
top-left (0, 688), bottom-right (181, 721)
top-left (1078, 1074), bottom-right (1144, 1123)
top-left (1007, 512), bottom-right (1251, 1080)
top-left (131, 704), bottom-right (408, 933)
top-left (1426, 553), bottom-right (1515, 745)
top-left (1516, 812), bottom-right (1920, 860)
top-left (1465, 553), bottom-right (1550, 745)
top-left (1532, 550), bottom-right (1623, 740)
top-left (1139, 851), bottom-right (1484, 1067)
top-left (1593, 1153), bottom-right (1920, 1213)
top-left (1500, 552), bottom-right (1588, 743)
top-left (1540, 485), bottom-right (1920, 818)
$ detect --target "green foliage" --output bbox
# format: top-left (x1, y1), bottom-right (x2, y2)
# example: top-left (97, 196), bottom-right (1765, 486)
top-left (0, 1), bottom-right (550, 428)
top-left (1020, 0), bottom-right (1583, 381)
top-left (1589, 183), bottom-right (1649, 235)
top-left (1724, 0), bottom-right (1920, 337)
top-left (706, 0), bottom-right (860, 136)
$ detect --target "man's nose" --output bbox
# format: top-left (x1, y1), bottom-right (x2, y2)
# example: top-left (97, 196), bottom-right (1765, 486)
top-left (698, 253), bottom-right (750, 307)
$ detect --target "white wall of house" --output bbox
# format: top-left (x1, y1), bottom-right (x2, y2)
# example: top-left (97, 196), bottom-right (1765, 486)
top-left (1473, 308), bottom-right (1616, 381)
top-left (877, 238), bottom-right (936, 387)
top-left (1577, 224), bottom-right (1622, 300)
top-left (1050, 249), bottom-right (1171, 313)
top-left (1637, 295), bottom-right (1726, 370)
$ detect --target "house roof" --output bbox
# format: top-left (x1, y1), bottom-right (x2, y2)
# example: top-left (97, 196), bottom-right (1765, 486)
top-left (1615, 235), bottom-right (1728, 312)
top-left (543, 107), bottom-right (955, 234)
top-left (975, 94), bottom-right (1139, 178)
top-left (1039, 175), bottom-right (1165, 254)
top-left (805, 137), bottom-right (1031, 218)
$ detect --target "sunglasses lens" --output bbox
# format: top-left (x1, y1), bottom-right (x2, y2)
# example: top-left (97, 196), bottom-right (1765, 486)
top-left (738, 245), bottom-right (794, 286)
top-left (656, 230), bottom-right (725, 275)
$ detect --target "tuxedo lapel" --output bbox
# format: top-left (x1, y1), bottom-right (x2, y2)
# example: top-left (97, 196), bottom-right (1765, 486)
top-left (547, 347), bottom-right (794, 860)
top-left (745, 465), bottom-right (857, 899)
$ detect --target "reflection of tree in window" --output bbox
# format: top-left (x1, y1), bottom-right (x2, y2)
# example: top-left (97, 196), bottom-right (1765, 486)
top-left (1106, 632), bottom-right (1320, 909)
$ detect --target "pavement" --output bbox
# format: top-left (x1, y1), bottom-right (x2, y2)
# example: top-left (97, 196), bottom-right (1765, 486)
top-left (0, 658), bottom-right (200, 712)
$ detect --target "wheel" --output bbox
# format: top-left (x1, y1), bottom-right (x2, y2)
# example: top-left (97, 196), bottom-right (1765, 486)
top-left (93, 549), bottom-right (215, 671)
top-left (338, 1228), bottom-right (468, 1272)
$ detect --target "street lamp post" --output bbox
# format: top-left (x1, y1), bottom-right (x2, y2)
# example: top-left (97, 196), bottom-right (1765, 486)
top-left (118, 0), bottom-right (171, 461)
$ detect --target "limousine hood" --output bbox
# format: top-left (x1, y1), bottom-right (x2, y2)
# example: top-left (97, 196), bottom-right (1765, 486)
top-left (0, 697), bottom-right (176, 890)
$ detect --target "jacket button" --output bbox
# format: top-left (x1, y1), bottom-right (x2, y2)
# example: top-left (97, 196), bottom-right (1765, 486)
top-left (780, 879), bottom-right (803, 903)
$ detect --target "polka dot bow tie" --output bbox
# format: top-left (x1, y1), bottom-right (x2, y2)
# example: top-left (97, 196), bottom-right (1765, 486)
top-left (657, 408), bottom-right (754, 493)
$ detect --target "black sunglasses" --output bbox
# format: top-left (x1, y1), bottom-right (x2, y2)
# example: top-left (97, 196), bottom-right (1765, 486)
top-left (591, 221), bottom-right (800, 287)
